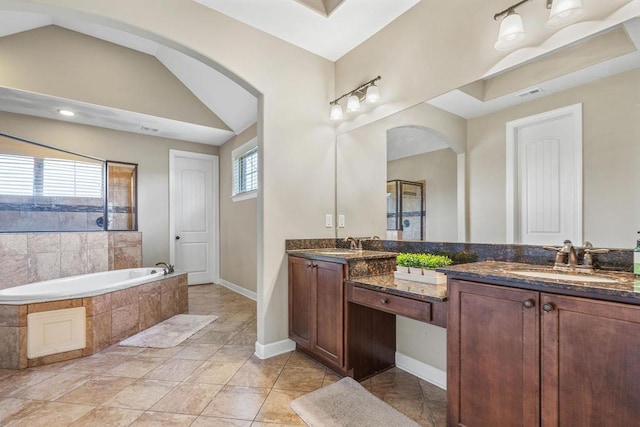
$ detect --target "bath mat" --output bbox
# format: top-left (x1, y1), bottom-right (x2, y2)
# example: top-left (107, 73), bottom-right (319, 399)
top-left (290, 377), bottom-right (420, 427)
top-left (119, 314), bottom-right (218, 348)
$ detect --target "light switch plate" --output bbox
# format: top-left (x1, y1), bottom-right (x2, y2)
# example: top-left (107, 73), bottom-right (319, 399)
top-left (325, 214), bottom-right (333, 227)
top-left (338, 215), bottom-right (345, 228)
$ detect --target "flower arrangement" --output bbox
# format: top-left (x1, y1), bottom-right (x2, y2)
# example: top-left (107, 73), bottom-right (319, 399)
top-left (395, 252), bottom-right (452, 284)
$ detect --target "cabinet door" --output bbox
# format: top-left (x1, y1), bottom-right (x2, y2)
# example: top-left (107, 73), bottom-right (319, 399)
top-left (448, 279), bottom-right (539, 427)
top-left (312, 260), bottom-right (345, 369)
top-left (541, 294), bottom-right (640, 426)
top-left (288, 257), bottom-right (313, 349)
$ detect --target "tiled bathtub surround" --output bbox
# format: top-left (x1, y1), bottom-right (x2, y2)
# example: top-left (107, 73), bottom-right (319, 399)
top-left (0, 273), bottom-right (188, 369)
top-left (286, 239), bottom-right (634, 272)
top-left (108, 231), bottom-right (143, 271)
top-left (0, 231), bottom-right (142, 291)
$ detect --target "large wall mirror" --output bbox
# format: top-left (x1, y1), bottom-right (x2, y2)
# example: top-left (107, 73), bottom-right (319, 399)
top-left (336, 17), bottom-right (640, 249)
top-left (0, 132), bottom-right (138, 232)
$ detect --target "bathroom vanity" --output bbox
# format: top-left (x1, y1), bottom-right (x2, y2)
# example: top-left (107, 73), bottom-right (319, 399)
top-left (287, 247), bottom-right (446, 380)
top-left (439, 262), bottom-right (640, 426)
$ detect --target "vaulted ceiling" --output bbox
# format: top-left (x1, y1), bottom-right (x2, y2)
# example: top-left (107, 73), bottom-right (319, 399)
top-left (0, 0), bottom-right (419, 145)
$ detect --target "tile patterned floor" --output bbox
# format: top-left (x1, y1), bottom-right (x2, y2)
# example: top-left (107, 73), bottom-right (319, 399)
top-left (0, 284), bottom-right (446, 426)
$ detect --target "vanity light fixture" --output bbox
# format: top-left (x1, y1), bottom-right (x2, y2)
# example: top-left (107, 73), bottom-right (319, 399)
top-left (494, 0), bottom-right (586, 50)
top-left (57, 109), bottom-right (75, 117)
top-left (546, 0), bottom-right (584, 28)
top-left (329, 75), bottom-right (381, 121)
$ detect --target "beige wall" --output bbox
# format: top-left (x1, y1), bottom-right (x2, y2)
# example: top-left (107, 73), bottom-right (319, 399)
top-left (387, 148), bottom-right (458, 242)
top-left (335, 0), bottom-right (510, 134)
top-left (1, 0), bottom-right (336, 351)
top-left (0, 111), bottom-right (219, 266)
top-left (219, 124), bottom-right (258, 294)
top-left (0, 26), bottom-right (228, 129)
top-left (468, 68), bottom-right (640, 248)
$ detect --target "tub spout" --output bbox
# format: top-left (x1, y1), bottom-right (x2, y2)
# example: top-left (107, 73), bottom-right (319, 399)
top-left (155, 262), bottom-right (175, 275)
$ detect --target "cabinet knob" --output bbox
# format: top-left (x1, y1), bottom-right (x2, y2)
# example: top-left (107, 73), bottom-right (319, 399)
top-left (523, 299), bottom-right (535, 309)
top-left (380, 298), bottom-right (389, 304)
top-left (542, 303), bottom-right (555, 312)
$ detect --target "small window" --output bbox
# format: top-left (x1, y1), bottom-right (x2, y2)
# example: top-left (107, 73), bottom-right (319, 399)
top-left (232, 138), bottom-right (258, 201)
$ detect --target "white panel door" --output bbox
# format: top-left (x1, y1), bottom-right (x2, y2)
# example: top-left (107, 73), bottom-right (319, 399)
top-left (507, 104), bottom-right (582, 246)
top-left (171, 151), bottom-right (218, 285)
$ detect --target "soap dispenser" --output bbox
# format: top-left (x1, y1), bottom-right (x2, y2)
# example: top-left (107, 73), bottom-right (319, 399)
top-left (635, 232), bottom-right (640, 277)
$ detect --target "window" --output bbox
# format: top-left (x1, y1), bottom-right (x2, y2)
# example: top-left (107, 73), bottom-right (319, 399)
top-left (0, 154), bottom-right (35, 196)
top-left (232, 138), bottom-right (258, 201)
top-left (42, 158), bottom-right (103, 198)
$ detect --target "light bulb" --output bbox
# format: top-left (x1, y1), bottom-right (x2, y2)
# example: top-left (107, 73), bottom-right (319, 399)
top-left (330, 103), bottom-right (343, 121)
top-left (365, 84), bottom-right (381, 103)
top-left (346, 94), bottom-right (361, 113)
top-left (494, 11), bottom-right (526, 51)
top-left (547, 0), bottom-right (584, 28)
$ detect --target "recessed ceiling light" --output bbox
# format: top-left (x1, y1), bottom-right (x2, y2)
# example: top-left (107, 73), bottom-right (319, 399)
top-left (58, 109), bottom-right (75, 117)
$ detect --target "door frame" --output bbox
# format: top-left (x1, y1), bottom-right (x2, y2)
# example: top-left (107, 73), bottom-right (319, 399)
top-left (169, 149), bottom-right (220, 283)
top-left (505, 103), bottom-right (582, 245)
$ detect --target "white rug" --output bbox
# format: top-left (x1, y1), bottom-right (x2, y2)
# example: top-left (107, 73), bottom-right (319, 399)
top-left (290, 377), bottom-right (420, 427)
top-left (119, 314), bottom-right (218, 348)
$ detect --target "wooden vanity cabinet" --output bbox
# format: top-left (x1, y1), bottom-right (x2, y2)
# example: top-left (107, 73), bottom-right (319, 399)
top-left (288, 256), bottom-right (345, 371)
top-left (448, 278), bottom-right (640, 427)
top-left (288, 256), bottom-right (396, 379)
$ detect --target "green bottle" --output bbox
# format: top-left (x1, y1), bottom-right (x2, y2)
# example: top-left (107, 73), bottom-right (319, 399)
top-left (635, 232), bottom-right (640, 276)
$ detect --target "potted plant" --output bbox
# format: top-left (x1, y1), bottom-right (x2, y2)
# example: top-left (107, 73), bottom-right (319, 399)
top-left (394, 252), bottom-right (453, 284)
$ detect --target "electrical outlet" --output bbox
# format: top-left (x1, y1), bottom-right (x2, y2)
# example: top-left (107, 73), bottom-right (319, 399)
top-left (325, 214), bottom-right (333, 228)
top-left (338, 215), bottom-right (345, 228)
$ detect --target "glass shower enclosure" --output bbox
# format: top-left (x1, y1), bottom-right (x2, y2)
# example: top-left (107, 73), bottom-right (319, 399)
top-left (386, 179), bottom-right (424, 241)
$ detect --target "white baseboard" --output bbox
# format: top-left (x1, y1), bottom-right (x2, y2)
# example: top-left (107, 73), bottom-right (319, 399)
top-left (217, 278), bottom-right (257, 301)
top-left (254, 338), bottom-right (296, 360)
top-left (395, 351), bottom-right (447, 390)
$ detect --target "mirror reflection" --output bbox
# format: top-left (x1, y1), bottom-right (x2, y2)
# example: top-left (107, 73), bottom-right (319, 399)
top-left (336, 17), bottom-right (640, 249)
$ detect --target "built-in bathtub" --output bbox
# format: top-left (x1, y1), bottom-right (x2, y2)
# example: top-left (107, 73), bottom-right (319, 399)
top-left (0, 268), bottom-right (188, 369)
top-left (0, 268), bottom-right (165, 305)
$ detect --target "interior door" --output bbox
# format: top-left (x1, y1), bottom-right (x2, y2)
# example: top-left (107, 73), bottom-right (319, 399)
top-left (170, 150), bottom-right (218, 285)
top-left (507, 104), bottom-right (582, 245)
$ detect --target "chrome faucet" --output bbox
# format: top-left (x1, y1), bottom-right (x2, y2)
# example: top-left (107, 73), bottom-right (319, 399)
top-left (343, 236), bottom-right (362, 251)
top-left (155, 262), bottom-right (175, 275)
top-left (544, 240), bottom-right (578, 271)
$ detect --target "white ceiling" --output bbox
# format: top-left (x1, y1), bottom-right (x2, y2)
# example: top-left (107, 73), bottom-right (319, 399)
top-left (193, 0), bottom-right (421, 61)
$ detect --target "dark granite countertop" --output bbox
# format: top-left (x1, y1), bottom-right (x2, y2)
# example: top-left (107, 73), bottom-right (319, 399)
top-left (287, 248), bottom-right (397, 264)
top-left (437, 261), bottom-right (638, 305)
top-left (349, 274), bottom-right (447, 302)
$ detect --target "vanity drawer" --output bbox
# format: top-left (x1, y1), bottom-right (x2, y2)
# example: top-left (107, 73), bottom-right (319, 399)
top-left (349, 285), bottom-right (431, 323)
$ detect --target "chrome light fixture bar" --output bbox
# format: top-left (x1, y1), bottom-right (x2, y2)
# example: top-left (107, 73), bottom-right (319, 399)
top-left (329, 75), bottom-right (381, 121)
top-left (494, 0), bottom-right (585, 51)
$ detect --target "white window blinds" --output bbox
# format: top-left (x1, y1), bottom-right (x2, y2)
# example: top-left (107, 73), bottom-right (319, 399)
top-left (0, 154), bottom-right (35, 196)
top-left (0, 155), bottom-right (103, 198)
top-left (42, 158), bottom-right (103, 198)
top-left (233, 146), bottom-right (258, 196)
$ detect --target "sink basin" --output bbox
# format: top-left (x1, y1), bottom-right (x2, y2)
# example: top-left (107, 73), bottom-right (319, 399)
top-left (512, 270), bottom-right (617, 283)
top-left (314, 249), bottom-right (360, 256)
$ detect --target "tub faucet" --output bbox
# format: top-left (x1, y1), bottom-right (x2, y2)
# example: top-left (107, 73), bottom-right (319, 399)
top-left (544, 240), bottom-right (578, 271)
top-left (155, 262), bottom-right (175, 275)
